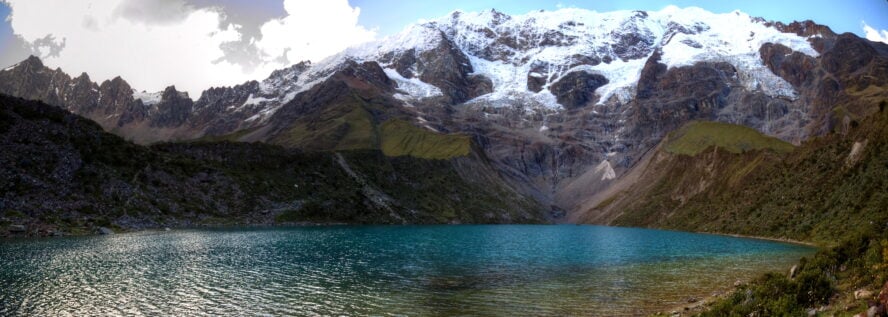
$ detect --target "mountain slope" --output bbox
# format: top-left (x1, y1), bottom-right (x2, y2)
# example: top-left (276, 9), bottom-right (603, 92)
top-left (1, 6), bottom-right (887, 217)
top-left (578, 100), bottom-right (888, 245)
top-left (663, 121), bottom-right (795, 155)
top-left (0, 95), bottom-right (545, 236)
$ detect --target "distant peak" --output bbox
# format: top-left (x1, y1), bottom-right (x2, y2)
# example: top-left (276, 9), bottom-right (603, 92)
top-left (23, 55), bottom-right (44, 68)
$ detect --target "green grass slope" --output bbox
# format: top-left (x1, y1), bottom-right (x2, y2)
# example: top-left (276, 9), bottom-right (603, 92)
top-left (380, 119), bottom-right (471, 160)
top-left (260, 92), bottom-right (470, 160)
top-left (614, 109), bottom-right (888, 244)
top-left (269, 99), bottom-right (379, 151)
top-left (664, 121), bottom-right (795, 156)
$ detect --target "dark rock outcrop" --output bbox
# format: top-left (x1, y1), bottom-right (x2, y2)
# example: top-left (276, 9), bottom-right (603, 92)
top-left (760, 33), bottom-right (888, 137)
top-left (548, 71), bottom-right (609, 108)
top-left (628, 61), bottom-right (735, 147)
top-left (636, 50), bottom-right (667, 99)
top-left (151, 86), bottom-right (193, 128)
top-left (418, 33), bottom-right (491, 103)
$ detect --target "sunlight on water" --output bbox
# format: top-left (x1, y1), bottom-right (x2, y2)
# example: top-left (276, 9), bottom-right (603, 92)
top-left (0, 225), bottom-right (814, 316)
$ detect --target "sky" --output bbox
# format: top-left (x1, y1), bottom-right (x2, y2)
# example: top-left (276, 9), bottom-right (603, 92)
top-left (0, 0), bottom-right (885, 97)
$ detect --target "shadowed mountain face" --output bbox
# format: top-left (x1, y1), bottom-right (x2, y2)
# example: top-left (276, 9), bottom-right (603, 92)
top-left (1, 7), bottom-right (886, 218)
top-left (0, 94), bottom-right (546, 236)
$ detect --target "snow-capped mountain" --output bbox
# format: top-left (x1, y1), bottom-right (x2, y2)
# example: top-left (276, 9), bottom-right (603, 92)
top-left (1, 6), bottom-right (885, 214)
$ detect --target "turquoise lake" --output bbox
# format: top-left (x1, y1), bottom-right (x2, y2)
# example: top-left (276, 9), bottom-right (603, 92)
top-left (0, 225), bottom-right (814, 316)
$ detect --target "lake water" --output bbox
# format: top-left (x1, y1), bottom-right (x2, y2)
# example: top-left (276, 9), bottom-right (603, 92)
top-left (0, 225), bottom-right (814, 316)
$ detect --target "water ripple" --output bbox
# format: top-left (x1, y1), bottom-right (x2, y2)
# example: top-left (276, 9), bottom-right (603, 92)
top-left (0, 225), bottom-right (813, 316)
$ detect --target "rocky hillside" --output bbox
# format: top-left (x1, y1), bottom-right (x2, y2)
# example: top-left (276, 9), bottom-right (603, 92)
top-left (577, 100), bottom-right (888, 245)
top-left (1, 6), bottom-right (887, 217)
top-left (0, 95), bottom-right (546, 237)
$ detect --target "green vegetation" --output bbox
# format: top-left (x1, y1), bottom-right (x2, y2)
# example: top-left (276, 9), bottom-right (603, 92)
top-left (664, 121), bottom-right (795, 156)
top-left (267, 94), bottom-right (470, 160)
top-left (335, 106), bottom-right (378, 150)
top-left (617, 108), bottom-right (888, 245)
top-left (191, 127), bottom-right (258, 143)
top-left (380, 119), bottom-right (471, 160)
top-left (702, 229), bottom-right (888, 316)
top-left (272, 101), bottom-right (378, 151)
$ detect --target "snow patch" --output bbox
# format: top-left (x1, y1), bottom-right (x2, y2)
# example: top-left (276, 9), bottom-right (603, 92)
top-left (347, 24), bottom-right (443, 59)
top-left (465, 56), bottom-right (563, 110)
top-left (384, 68), bottom-right (443, 100)
top-left (595, 160), bottom-right (617, 181)
top-left (558, 59), bottom-right (648, 105)
top-left (652, 6), bottom-right (816, 99)
top-left (132, 90), bottom-right (162, 105)
top-left (242, 94), bottom-right (273, 107)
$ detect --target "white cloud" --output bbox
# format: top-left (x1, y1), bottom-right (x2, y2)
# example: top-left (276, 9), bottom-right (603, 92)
top-left (256, 0), bottom-right (376, 65)
top-left (2, 0), bottom-right (376, 97)
top-left (862, 21), bottom-right (888, 44)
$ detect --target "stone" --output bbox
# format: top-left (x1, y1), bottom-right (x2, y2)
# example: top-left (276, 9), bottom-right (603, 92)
top-left (856, 289), bottom-right (874, 300)
top-left (881, 281), bottom-right (888, 307)
top-left (866, 304), bottom-right (882, 317)
top-left (878, 282), bottom-right (888, 307)
top-left (790, 265), bottom-right (799, 279)
top-left (8, 224), bottom-right (26, 233)
top-left (97, 227), bottom-right (114, 235)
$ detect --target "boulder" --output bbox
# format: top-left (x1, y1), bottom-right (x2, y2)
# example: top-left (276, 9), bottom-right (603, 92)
top-left (856, 289), bottom-right (875, 300)
top-left (8, 224), bottom-right (26, 233)
top-left (97, 227), bottom-right (114, 235)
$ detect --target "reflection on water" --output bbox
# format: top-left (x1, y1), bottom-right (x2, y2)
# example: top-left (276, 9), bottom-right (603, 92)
top-left (0, 225), bottom-right (813, 316)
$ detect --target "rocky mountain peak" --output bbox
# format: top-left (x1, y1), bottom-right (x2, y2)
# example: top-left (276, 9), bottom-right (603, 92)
top-left (74, 72), bottom-right (91, 82)
top-left (151, 86), bottom-right (193, 128)
top-left (19, 55), bottom-right (44, 69)
top-left (161, 85), bottom-right (188, 100)
top-left (768, 20), bottom-right (836, 38)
